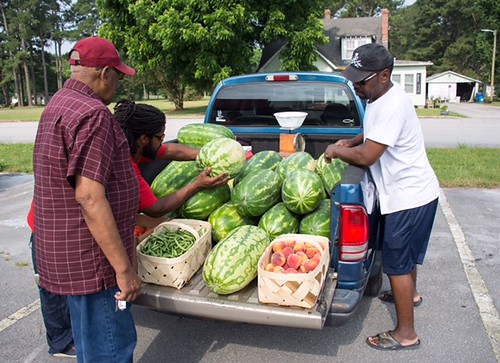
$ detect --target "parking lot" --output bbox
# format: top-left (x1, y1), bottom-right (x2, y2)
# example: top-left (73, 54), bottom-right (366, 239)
top-left (0, 174), bottom-right (499, 363)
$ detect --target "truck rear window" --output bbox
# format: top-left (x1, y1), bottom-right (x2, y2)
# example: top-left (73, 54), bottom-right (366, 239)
top-left (208, 82), bottom-right (361, 127)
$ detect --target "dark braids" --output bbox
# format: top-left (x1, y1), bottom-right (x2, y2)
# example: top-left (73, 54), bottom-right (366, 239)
top-left (114, 100), bottom-right (166, 154)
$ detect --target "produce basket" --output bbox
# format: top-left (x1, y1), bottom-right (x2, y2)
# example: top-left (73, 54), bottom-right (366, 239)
top-left (257, 234), bottom-right (330, 308)
top-left (136, 219), bottom-right (211, 289)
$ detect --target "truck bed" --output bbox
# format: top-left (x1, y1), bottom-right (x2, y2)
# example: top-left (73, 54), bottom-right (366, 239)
top-left (135, 268), bottom-right (337, 330)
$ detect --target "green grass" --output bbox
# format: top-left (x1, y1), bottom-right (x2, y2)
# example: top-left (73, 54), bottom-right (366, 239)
top-left (0, 98), bottom-right (209, 121)
top-left (0, 144), bottom-right (34, 173)
top-left (427, 146), bottom-right (500, 188)
top-left (2, 143), bottom-right (499, 188)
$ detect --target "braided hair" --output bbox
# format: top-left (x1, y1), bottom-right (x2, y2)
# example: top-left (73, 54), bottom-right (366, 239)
top-left (114, 100), bottom-right (166, 154)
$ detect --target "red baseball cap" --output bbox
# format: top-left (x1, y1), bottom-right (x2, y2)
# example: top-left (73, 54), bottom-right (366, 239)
top-left (68, 36), bottom-right (136, 76)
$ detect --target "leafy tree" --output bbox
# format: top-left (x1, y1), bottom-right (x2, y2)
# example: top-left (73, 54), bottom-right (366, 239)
top-left (326, 0), bottom-right (404, 18)
top-left (97, 0), bottom-right (329, 110)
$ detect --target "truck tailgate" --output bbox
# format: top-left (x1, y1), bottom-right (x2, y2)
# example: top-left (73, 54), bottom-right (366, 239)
top-left (135, 267), bottom-right (337, 330)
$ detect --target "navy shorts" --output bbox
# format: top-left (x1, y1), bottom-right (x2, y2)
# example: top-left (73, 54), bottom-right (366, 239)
top-left (382, 198), bottom-right (439, 275)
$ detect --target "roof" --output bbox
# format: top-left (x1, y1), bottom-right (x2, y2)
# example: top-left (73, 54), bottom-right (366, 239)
top-left (427, 70), bottom-right (481, 84)
top-left (258, 15), bottom-right (383, 71)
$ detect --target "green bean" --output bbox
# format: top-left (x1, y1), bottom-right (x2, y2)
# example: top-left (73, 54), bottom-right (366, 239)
top-left (141, 228), bottom-right (196, 258)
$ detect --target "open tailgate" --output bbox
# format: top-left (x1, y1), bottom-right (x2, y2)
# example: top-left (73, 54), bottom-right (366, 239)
top-left (135, 267), bottom-right (337, 330)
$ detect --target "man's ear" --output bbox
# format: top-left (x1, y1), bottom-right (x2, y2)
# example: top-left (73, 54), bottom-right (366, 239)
top-left (138, 134), bottom-right (150, 146)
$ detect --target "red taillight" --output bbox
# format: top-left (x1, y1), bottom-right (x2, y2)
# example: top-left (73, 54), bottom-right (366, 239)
top-left (265, 75), bottom-right (298, 82)
top-left (339, 205), bottom-right (369, 261)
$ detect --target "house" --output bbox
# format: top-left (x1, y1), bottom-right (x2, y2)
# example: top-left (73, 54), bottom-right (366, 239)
top-left (426, 70), bottom-right (482, 103)
top-left (258, 9), bottom-right (431, 107)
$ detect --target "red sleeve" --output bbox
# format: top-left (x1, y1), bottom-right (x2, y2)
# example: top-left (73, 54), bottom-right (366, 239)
top-left (131, 157), bottom-right (158, 211)
top-left (139, 144), bottom-right (167, 164)
top-left (27, 200), bottom-right (35, 232)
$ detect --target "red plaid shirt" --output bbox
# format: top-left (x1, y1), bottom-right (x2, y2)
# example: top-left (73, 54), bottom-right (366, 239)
top-left (33, 79), bottom-right (139, 295)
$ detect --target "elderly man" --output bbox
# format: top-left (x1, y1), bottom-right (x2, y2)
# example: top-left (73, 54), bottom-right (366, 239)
top-left (32, 36), bottom-right (141, 362)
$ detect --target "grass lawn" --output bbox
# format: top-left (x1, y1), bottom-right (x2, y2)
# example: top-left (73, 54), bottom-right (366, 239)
top-left (1, 144), bottom-right (499, 188)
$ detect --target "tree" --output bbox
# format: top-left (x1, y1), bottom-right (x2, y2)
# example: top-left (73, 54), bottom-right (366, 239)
top-left (327, 0), bottom-right (405, 18)
top-left (97, 0), bottom-right (329, 109)
top-left (390, 0), bottom-right (498, 85)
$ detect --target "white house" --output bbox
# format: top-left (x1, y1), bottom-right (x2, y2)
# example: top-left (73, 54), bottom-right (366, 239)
top-left (258, 9), bottom-right (432, 107)
top-left (426, 70), bottom-right (482, 102)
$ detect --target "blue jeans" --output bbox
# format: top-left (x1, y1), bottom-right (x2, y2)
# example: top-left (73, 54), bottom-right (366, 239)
top-left (30, 234), bottom-right (74, 354)
top-left (67, 288), bottom-right (137, 363)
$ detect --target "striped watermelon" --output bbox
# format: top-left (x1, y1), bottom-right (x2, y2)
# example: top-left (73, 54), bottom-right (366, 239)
top-left (208, 202), bottom-right (257, 243)
top-left (282, 169), bottom-right (323, 214)
top-left (180, 183), bottom-right (231, 220)
top-left (178, 123), bottom-right (234, 148)
top-left (202, 225), bottom-right (270, 294)
top-left (276, 151), bottom-right (316, 180)
top-left (231, 169), bottom-right (282, 217)
top-left (315, 153), bottom-right (347, 195)
top-left (299, 199), bottom-right (331, 238)
top-left (258, 202), bottom-right (299, 240)
top-left (238, 150), bottom-right (282, 180)
top-left (196, 138), bottom-right (246, 179)
top-left (151, 161), bottom-right (199, 198)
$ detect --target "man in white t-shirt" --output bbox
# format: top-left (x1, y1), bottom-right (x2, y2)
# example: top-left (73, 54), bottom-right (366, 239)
top-left (324, 43), bottom-right (440, 351)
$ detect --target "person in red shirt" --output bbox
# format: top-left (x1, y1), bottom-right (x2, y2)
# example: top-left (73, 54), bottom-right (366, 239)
top-left (113, 100), bottom-right (229, 217)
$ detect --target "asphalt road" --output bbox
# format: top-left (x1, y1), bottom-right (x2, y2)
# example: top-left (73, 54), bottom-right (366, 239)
top-left (0, 175), bottom-right (499, 363)
top-left (1, 102), bottom-right (500, 147)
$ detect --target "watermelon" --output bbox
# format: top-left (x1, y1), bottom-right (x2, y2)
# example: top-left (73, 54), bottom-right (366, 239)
top-left (316, 153), bottom-right (347, 195)
top-left (202, 225), bottom-right (270, 295)
top-left (208, 202), bottom-right (256, 243)
top-left (299, 199), bottom-right (331, 238)
top-left (151, 160), bottom-right (199, 198)
top-left (238, 150), bottom-right (282, 180)
top-left (177, 123), bottom-right (234, 148)
top-left (180, 183), bottom-right (231, 220)
top-left (196, 138), bottom-right (246, 179)
top-left (276, 151), bottom-right (316, 180)
top-left (258, 202), bottom-right (299, 240)
top-left (231, 169), bottom-right (282, 217)
top-left (282, 169), bottom-right (323, 214)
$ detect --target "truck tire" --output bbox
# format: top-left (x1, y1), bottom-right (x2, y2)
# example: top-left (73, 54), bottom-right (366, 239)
top-left (364, 250), bottom-right (383, 297)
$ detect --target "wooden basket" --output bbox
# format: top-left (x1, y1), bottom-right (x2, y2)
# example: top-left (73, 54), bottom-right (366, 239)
top-left (257, 234), bottom-right (330, 308)
top-left (136, 219), bottom-right (211, 289)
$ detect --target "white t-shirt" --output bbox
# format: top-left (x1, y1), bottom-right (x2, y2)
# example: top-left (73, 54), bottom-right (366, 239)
top-left (364, 82), bottom-right (440, 214)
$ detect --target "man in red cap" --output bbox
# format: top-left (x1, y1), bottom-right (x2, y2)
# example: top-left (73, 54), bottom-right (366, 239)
top-left (32, 36), bottom-right (141, 362)
top-left (324, 43), bottom-right (440, 351)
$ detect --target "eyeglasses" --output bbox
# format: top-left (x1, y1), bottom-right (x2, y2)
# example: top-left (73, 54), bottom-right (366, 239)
top-left (153, 134), bottom-right (165, 141)
top-left (356, 72), bottom-right (378, 86)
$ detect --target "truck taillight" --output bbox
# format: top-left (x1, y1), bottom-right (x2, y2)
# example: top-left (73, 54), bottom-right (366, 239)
top-left (265, 75), bottom-right (298, 82)
top-left (339, 204), bottom-right (369, 262)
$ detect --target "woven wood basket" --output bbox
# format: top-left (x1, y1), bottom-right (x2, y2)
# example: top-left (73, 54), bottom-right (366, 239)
top-left (136, 219), bottom-right (211, 289)
top-left (257, 234), bottom-right (330, 308)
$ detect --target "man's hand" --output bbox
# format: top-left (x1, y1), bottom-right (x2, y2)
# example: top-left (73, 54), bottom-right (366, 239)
top-left (194, 168), bottom-right (229, 189)
top-left (115, 268), bottom-right (142, 302)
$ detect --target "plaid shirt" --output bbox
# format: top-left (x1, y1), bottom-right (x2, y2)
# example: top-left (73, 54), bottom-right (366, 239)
top-left (33, 79), bottom-right (139, 295)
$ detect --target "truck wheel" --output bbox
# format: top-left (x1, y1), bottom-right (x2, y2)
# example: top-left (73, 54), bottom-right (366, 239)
top-left (364, 251), bottom-right (383, 297)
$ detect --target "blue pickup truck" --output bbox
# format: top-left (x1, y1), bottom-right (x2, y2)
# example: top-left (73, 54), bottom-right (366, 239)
top-left (136, 72), bottom-right (383, 329)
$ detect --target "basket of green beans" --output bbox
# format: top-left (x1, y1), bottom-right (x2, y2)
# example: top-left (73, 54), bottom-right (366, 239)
top-left (136, 220), bottom-right (212, 289)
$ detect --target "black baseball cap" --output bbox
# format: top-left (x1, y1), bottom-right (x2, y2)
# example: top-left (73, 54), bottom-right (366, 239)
top-left (341, 43), bottom-right (394, 83)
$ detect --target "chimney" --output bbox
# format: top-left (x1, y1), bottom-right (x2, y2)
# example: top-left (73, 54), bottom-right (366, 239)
top-left (324, 9), bottom-right (331, 19)
top-left (381, 8), bottom-right (389, 48)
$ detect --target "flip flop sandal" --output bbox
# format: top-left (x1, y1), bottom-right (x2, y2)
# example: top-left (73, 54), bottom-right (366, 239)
top-left (366, 331), bottom-right (421, 351)
top-left (378, 290), bottom-right (423, 307)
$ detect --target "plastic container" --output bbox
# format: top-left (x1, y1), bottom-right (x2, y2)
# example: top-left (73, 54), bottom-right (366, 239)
top-left (274, 112), bottom-right (308, 129)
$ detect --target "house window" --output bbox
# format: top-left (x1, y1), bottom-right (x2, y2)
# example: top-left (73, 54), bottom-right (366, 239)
top-left (392, 74), bottom-right (402, 85)
top-left (342, 37), bottom-right (372, 60)
top-left (416, 73), bottom-right (422, 94)
top-left (404, 74), bottom-right (415, 94)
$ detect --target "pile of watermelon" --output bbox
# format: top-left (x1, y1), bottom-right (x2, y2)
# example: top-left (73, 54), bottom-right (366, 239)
top-left (150, 123), bottom-right (347, 295)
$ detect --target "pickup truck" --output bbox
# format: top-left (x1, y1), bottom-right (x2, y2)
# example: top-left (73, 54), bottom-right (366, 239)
top-left (135, 72), bottom-right (383, 329)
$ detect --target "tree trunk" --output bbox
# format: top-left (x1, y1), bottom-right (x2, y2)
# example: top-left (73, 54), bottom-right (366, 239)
top-left (20, 37), bottom-right (33, 106)
top-left (55, 41), bottom-right (63, 89)
top-left (1, 4), bottom-right (21, 106)
top-left (41, 38), bottom-right (49, 104)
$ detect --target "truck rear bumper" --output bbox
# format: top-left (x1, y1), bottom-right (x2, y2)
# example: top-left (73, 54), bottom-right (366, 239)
top-left (135, 268), bottom-right (337, 330)
top-left (325, 288), bottom-right (362, 327)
